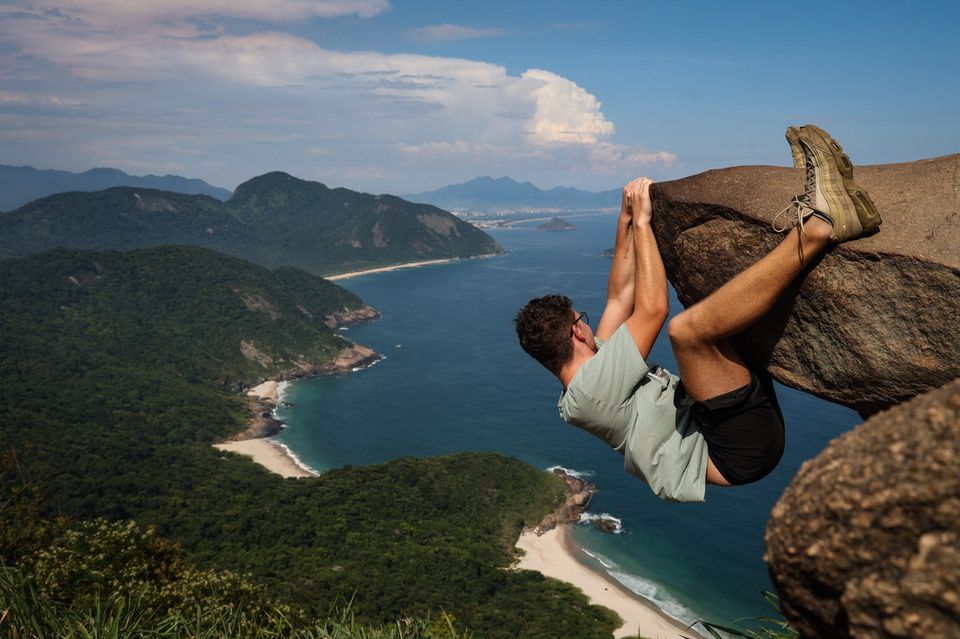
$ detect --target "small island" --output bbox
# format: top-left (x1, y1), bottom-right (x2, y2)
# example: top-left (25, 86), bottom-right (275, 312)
top-left (537, 217), bottom-right (576, 232)
top-left (601, 247), bottom-right (614, 258)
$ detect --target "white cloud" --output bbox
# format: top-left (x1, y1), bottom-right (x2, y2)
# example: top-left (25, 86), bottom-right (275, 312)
top-left (0, 1), bottom-right (676, 190)
top-left (522, 69), bottom-right (614, 145)
top-left (407, 24), bottom-right (504, 41)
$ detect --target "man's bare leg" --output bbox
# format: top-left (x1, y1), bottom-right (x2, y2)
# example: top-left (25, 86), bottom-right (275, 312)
top-left (667, 219), bottom-right (832, 401)
top-left (667, 219), bottom-right (832, 485)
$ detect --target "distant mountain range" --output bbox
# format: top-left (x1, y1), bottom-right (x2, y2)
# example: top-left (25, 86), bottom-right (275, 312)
top-left (404, 176), bottom-right (620, 212)
top-left (0, 164), bottom-right (232, 211)
top-left (0, 171), bottom-right (501, 275)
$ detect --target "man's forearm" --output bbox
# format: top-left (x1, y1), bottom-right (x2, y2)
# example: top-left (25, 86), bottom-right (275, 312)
top-left (606, 214), bottom-right (635, 307)
top-left (631, 220), bottom-right (668, 320)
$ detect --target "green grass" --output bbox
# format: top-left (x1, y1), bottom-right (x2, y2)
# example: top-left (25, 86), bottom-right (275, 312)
top-left (689, 592), bottom-right (798, 639)
top-left (0, 566), bottom-right (470, 639)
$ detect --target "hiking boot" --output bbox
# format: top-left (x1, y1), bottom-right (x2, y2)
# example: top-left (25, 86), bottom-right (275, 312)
top-left (796, 125), bottom-right (882, 236)
top-left (774, 125), bottom-right (881, 243)
top-left (785, 126), bottom-right (804, 168)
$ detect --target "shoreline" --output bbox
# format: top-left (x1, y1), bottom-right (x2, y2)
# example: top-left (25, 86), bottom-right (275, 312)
top-left (516, 524), bottom-right (701, 639)
top-left (214, 438), bottom-right (318, 478)
top-left (325, 253), bottom-right (499, 281)
top-left (213, 343), bottom-right (382, 478)
top-left (214, 380), bottom-right (319, 478)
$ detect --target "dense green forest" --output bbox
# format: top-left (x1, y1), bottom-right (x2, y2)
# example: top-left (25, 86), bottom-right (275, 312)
top-left (0, 172), bottom-right (503, 274)
top-left (0, 247), bottom-right (620, 638)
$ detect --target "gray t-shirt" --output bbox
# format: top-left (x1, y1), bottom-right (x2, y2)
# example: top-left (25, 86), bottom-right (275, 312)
top-left (557, 324), bottom-right (708, 502)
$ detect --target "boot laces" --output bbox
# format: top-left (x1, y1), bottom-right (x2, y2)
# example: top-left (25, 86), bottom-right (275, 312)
top-left (772, 143), bottom-right (817, 235)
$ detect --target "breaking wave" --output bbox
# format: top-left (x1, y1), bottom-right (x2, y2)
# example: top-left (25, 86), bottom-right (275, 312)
top-left (578, 512), bottom-right (624, 533)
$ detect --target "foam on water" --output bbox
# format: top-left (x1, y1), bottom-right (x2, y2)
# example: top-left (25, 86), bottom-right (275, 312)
top-left (578, 512), bottom-right (624, 533)
top-left (580, 547), bottom-right (618, 570)
top-left (578, 546), bottom-right (697, 624)
top-left (275, 381), bottom-right (290, 406)
top-left (608, 569), bottom-right (698, 626)
top-left (271, 440), bottom-right (319, 476)
top-left (546, 465), bottom-right (594, 479)
top-left (350, 355), bottom-right (385, 373)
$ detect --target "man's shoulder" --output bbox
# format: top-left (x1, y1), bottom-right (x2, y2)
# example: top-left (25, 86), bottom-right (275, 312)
top-left (563, 323), bottom-right (651, 410)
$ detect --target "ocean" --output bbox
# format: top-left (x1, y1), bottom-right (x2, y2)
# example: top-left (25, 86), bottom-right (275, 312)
top-left (274, 213), bottom-right (861, 626)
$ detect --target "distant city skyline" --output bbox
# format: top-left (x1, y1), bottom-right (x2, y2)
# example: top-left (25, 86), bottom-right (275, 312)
top-left (1, 1), bottom-right (958, 193)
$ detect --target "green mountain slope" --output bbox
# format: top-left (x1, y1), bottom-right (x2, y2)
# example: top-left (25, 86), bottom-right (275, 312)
top-left (0, 173), bottom-right (503, 274)
top-left (0, 247), bottom-right (618, 639)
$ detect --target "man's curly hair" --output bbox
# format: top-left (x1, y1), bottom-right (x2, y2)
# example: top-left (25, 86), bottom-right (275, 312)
top-left (514, 294), bottom-right (575, 376)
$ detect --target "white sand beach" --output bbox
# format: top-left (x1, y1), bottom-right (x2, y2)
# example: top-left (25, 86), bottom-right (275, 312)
top-left (246, 380), bottom-right (280, 402)
top-left (327, 258), bottom-right (458, 280)
top-left (214, 439), bottom-right (317, 478)
top-left (516, 525), bottom-right (699, 639)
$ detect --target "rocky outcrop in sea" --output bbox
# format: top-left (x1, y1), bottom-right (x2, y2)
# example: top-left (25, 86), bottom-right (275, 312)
top-left (324, 305), bottom-right (381, 329)
top-left (529, 469), bottom-right (596, 535)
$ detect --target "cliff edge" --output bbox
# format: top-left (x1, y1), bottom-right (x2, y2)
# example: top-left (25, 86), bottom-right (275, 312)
top-left (651, 154), bottom-right (960, 417)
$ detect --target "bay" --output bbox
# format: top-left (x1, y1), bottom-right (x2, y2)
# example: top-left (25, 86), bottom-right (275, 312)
top-left (275, 213), bottom-right (860, 625)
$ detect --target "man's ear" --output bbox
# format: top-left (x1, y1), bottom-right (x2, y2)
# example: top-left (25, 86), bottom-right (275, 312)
top-left (571, 322), bottom-right (587, 343)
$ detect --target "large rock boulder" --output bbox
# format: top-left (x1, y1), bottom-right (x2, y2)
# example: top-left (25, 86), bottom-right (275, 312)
top-left (764, 377), bottom-right (960, 638)
top-left (651, 154), bottom-right (960, 416)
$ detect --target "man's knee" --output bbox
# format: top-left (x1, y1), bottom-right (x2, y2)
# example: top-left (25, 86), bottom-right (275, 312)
top-left (667, 312), bottom-right (701, 348)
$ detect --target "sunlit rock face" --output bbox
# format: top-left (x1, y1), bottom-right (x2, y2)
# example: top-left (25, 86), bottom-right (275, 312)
top-left (764, 378), bottom-right (960, 638)
top-left (650, 154), bottom-right (960, 417)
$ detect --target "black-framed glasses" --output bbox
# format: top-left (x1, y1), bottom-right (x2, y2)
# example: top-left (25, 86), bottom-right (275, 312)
top-left (571, 311), bottom-right (589, 330)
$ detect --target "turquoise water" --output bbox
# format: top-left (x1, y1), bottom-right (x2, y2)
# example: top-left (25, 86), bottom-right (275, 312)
top-left (275, 214), bottom-right (860, 625)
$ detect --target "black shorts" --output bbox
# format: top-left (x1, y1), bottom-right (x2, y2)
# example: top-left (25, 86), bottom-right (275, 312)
top-left (675, 372), bottom-right (785, 486)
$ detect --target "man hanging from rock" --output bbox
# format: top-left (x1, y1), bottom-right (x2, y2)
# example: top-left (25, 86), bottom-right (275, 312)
top-left (514, 125), bottom-right (881, 502)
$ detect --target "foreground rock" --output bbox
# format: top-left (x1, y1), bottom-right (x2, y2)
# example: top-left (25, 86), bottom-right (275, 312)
top-left (651, 154), bottom-right (960, 416)
top-left (765, 377), bottom-right (960, 638)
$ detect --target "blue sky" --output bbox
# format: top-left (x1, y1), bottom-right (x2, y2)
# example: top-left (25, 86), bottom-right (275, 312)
top-left (1, 0), bottom-right (957, 193)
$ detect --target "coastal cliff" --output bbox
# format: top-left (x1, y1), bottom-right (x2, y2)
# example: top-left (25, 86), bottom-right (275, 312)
top-left (653, 155), bottom-right (960, 638)
top-left (324, 305), bottom-right (381, 328)
top-left (651, 154), bottom-right (960, 417)
top-left (527, 469), bottom-right (596, 534)
top-left (227, 341), bottom-right (384, 443)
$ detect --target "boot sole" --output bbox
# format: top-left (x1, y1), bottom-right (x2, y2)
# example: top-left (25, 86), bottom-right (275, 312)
top-left (797, 125), bottom-right (882, 234)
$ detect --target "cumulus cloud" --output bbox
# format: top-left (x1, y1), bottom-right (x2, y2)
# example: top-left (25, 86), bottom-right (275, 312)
top-left (407, 24), bottom-right (504, 41)
top-left (522, 69), bottom-right (614, 145)
top-left (0, 0), bottom-right (676, 190)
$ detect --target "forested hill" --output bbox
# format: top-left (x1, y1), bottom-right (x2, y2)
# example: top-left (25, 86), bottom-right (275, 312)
top-left (0, 171), bottom-right (502, 275)
top-left (0, 164), bottom-right (231, 211)
top-left (0, 246), bottom-right (620, 638)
